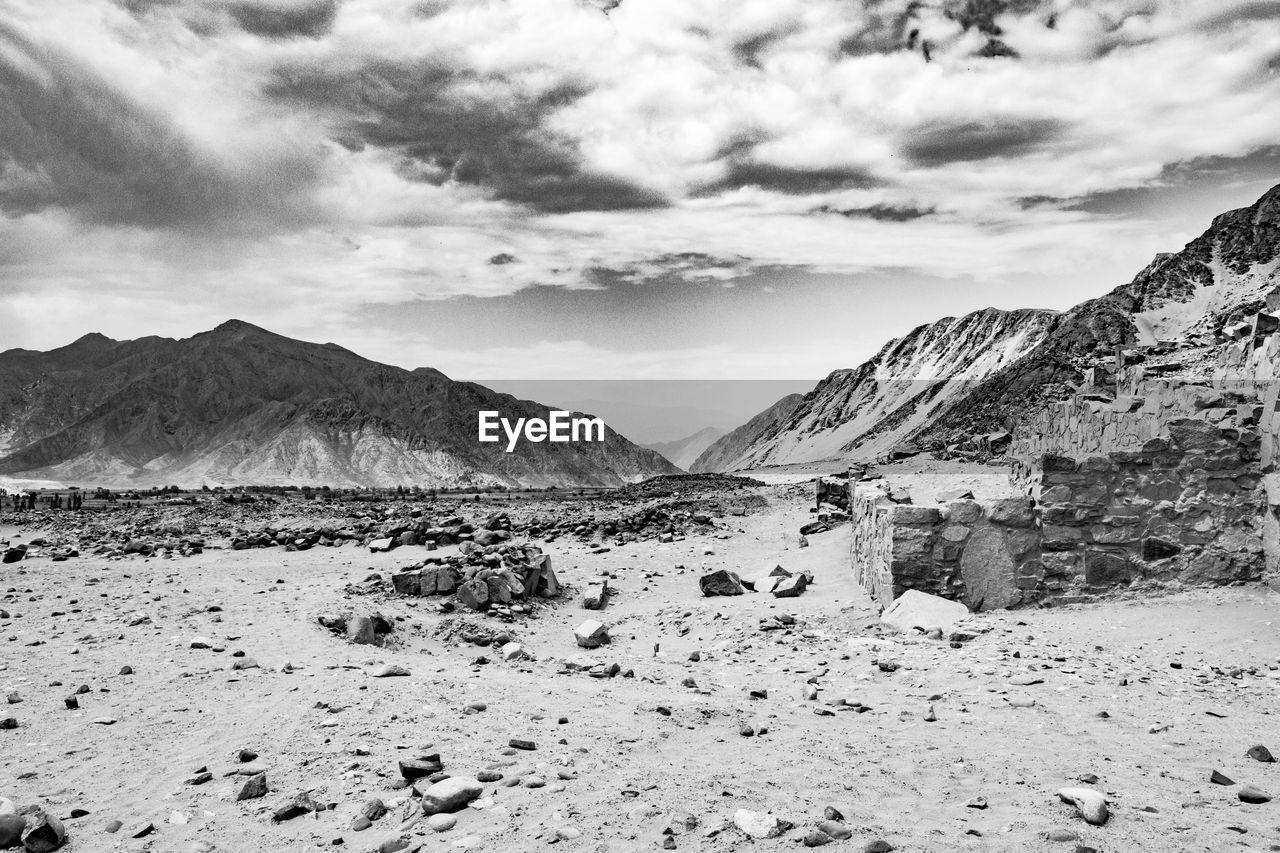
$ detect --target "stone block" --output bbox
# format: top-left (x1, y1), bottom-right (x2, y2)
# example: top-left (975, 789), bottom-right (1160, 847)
top-left (989, 498), bottom-right (1036, 528)
top-left (1084, 551), bottom-right (1131, 586)
top-left (947, 500), bottom-right (983, 524)
top-left (893, 506), bottom-right (942, 525)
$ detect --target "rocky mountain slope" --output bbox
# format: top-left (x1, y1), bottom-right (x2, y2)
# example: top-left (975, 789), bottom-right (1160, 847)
top-left (642, 427), bottom-right (725, 471)
top-left (698, 183), bottom-right (1280, 470)
top-left (690, 393), bottom-right (806, 473)
top-left (0, 321), bottom-right (679, 488)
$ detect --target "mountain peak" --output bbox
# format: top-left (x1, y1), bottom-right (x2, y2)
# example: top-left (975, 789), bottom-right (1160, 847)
top-left (210, 319), bottom-right (270, 336)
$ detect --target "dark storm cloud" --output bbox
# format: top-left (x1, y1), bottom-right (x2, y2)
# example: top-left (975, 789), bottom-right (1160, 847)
top-left (694, 161), bottom-right (882, 196)
top-left (0, 22), bottom-right (320, 230)
top-left (225, 0), bottom-right (339, 39)
top-left (732, 25), bottom-right (799, 69)
top-left (902, 118), bottom-right (1065, 166)
top-left (115, 0), bottom-right (339, 39)
top-left (265, 60), bottom-right (666, 214)
top-left (813, 203), bottom-right (936, 222)
top-left (1055, 147), bottom-right (1280, 216)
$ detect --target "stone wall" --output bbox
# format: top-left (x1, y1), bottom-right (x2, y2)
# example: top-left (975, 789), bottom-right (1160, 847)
top-left (1010, 380), bottom-right (1260, 498)
top-left (1036, 418), bottom-right (1264, 596)
top-left (848, 484), bottom-right (894, 608)
top-left (849, 482), bottom-right (1042, 611)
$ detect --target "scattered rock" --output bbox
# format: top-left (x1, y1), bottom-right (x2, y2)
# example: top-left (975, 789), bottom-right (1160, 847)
top-left (1239, 784), bottom-right (1271, 804)
top-left (1057, 788), bottom-right (1108, 825)
top-left (574, 620), bottom-right (610, 649)
top-left (420, 776), bottom-right (483, 814)
top-left (236, 773), bottom-right (268, 801)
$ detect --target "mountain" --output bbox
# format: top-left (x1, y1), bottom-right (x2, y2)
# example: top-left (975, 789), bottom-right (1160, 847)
top-left (690, 393), bottom-right (805, 472)
top-left (0, 321), bottom-right (680, 488)
top-left (642, 427), bottom-right (725, 471)
top-left (697, 183), bottom-right (1280, 470)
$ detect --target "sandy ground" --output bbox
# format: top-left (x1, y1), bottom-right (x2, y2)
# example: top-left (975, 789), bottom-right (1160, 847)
top-left (2, 487), bottom-right (1279, 852)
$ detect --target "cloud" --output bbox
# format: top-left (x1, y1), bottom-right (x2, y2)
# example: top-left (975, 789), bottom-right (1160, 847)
top-left (2, 0), bottom-right (1280, 378)
top-left (0, 19), bottom-right (322, 231)
top-left (264, 55), bottom-right (667, 213)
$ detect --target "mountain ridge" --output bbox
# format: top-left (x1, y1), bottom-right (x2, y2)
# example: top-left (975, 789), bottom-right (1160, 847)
top-left (697, 183), bottom-right (1280, 471)
top-left (0, 321), bottom-right (679, 488)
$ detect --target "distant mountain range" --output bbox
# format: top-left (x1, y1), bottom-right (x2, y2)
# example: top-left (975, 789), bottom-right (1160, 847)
top-left (695, 183), bottom-right (1280, 471)
top-left (0, 321), bottom-right (679, 488)
top-left (642, 427), bottom-right (725, 471)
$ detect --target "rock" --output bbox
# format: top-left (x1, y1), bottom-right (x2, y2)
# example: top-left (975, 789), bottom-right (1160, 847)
top-left (1057, 788), bottom-right (1108, 825)
top-left (0, 814), bottom-right (25, 849)
top-left (236, 773), bottom-right (268, 801)
top-left (18, 811), bottom-right (65, 852)
top-left (273, 792), bottom-right (320, 822)
top-left (370, 664), bottom-right (409, 678)
top-left (398, 756), bottom-right (443, 780)
top-left (1247, 744), bottom-right (1275, 763)
top-left (1210, 769), bottom-right (1234, 785)
top-left (427, 813), bottom-right (456, 832)
top-left (582, 579), bottom-right (609, 610)
top-left (368, 537), bottom-right (395, 553)
top-left (574, 620), bottom-right (609, 649)
top-left (862, 841), bottom-right (894, 853)
top-left (501, 643), bottom-right (527, 662)
top-left (457, 579), bottom-right (490, 611)
top-left (509, 738), bottom-right (536, 751)
top-left (420, 776), bottom-right (483, 814)
top-left (699, 569), bottom-right (745, 597)
top-left (815, 820), bottom-right (852, 840)
top-left (733, 810), bottom-right (788, 839)
top-left (803, 829), bottom-right (833, 846)
top-left (346, 615), bottom-right (379, 646)
top-left (1239, 784), bottom-right (1271, 804)
top-left (881, 590), bottom-right (969, 634)
top-left (772, 574), bottom-right (808, 598)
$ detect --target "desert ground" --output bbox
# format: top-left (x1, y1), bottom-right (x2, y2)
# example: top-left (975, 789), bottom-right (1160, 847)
top-left (1, 469), bottom-right (1278, 853)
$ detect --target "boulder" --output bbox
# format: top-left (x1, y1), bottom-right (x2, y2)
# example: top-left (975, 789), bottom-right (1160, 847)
top-left (457, 579), bottom-right (489, 611)
top-left (582, 579), bottom-right (609, 610)
top-left (346, 616), bottom-right (379, 646)
top-left (0, 814), bottom-right (25, 849)
top-left (880, 590), bottom-right (969, 634)
top-left (420, 777), bottom-right (483, 814)
top-left (699, 569), bottom-right (745, 597)
top-left (733, 810), bottom-right (789, 839)
top-left (390, 571), bottom-right (421, 596)
top-left (772, 574), bottom-right (808, 598)
top-left (20, 810), bottom-right (66, 852)
top-left (1057, 787), bottom-right (1108, 825)
top-left (574, 620), bottom-right (610, 649)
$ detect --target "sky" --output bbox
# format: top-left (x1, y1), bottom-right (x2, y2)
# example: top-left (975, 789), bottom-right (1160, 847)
top-left (1, 0), bottom-right (1278, 380)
